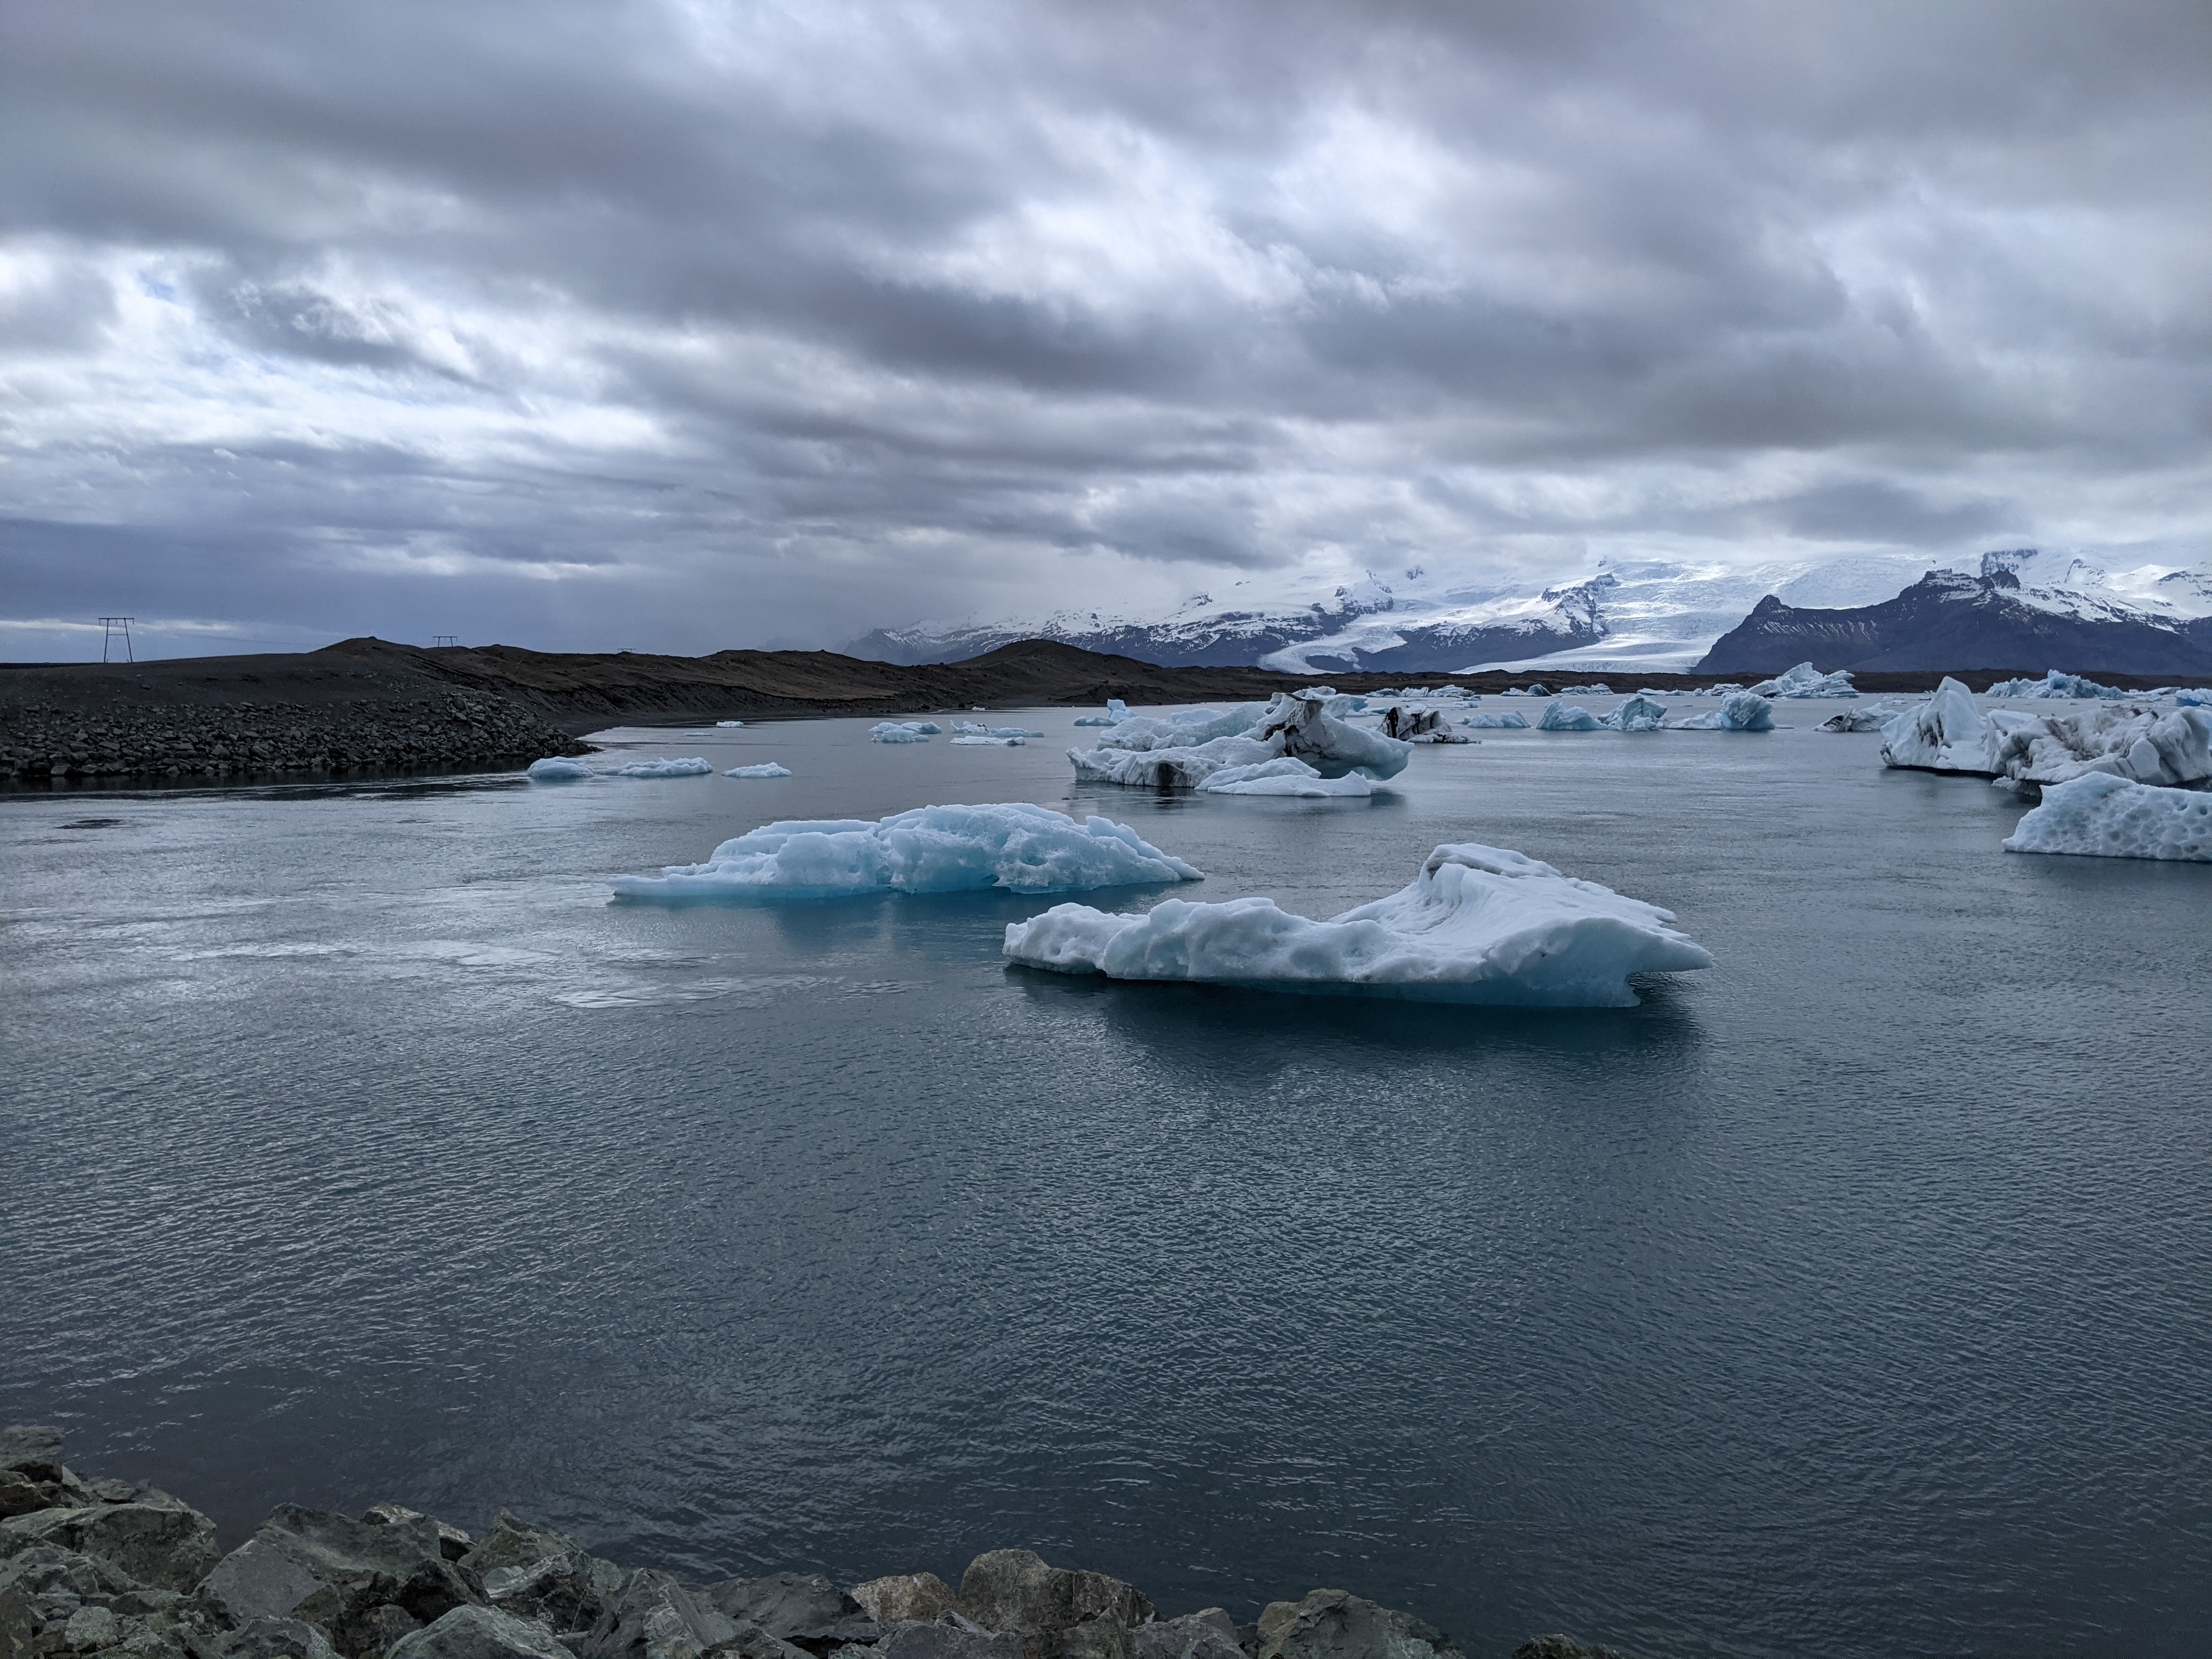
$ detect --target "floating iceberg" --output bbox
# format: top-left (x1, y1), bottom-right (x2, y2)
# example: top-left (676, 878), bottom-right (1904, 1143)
top-left (526, 756), bottom-right (594, 781)
top-left (600, 757), bottom-right (713, 778)
top-left (1985, 669), bottom-right (2128, 700)
top-left (1069, 691), bottom-right (1412, 789)
top-left (1558, 682), bottom-right (1613, 696)
top-left (1751, 662), bottom-right (1858, 698)
top-left (952, 734), bottom-right (1025, 746)
top-left (1538, 702), bottom-right (1602, 732)
top-left (1073, 699), bottom-right (1132, 727)
top-left (871, 721), bottom-right (935, 743)
top-left (1989, 703), bottom-right (2212, 788)
top-left (1879, 679), bottom-right (1994, 773)
top-left (613, 803), bottom-right (1203, 901)
top-left (1462, 711), bottom-right (1531, 730)
top-left (1196, 758), bottom-right (1375, 798)
top-left (2002, 774), bottom-right (2212, 862)
top-left (1817, 709), bottom-right (1888, 733)
top-left (2177, 689), bottom-right (2210, 707)
top-left (715, 719), bottom-right (746, 727)
top-left (1003, 843), bottom-right (1713, 1007)
top-left (1669, 691), bottom-right (1775, 732)
top-left (726, 761), bottom-right (792, 778)
top-left (1601, 696), bottom-right (1668, 732)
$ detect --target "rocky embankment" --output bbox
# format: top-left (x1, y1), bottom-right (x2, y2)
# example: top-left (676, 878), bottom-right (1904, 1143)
top-left (0, 1431), bottom-right (1627, 1659)
top-left (0, 691), bottom-right (584, 784)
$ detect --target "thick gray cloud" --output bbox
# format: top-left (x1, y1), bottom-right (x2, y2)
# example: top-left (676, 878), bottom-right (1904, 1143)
top-left (2, 0), bottom-right (2207, 657)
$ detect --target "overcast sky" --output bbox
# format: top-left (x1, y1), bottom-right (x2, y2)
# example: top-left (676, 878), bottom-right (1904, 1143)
top-left (4, 1), bottom-right (2209, 659)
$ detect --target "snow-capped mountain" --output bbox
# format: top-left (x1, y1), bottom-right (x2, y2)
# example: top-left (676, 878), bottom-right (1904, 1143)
top-left (1697, 562), bottom-right (2212, 676)
top-left (850, 549), bottom-right (2212, 675)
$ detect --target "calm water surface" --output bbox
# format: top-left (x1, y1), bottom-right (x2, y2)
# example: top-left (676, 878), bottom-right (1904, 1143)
top-left (4, 711), bottom-right (2208, 1659)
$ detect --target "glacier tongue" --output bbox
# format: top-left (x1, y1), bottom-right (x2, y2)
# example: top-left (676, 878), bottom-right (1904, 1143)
top-left (1003, 842), bottom-right (1713, 1007)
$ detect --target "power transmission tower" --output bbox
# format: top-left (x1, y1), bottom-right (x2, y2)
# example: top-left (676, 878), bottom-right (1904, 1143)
top-left (99, 617), bottom-right (135, 662)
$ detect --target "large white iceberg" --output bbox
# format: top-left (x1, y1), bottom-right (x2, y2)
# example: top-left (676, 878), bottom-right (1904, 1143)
top-left (870, 721), bottom-right (935, 743)
top-left (1988, 703), bottom-right (2212, 789)
top-left (1985, 669), bottom-right (2128, 700)
top-left (952, 733), bottom-right (1025, 747)
top-left (1069, 691), bottom-right (1412, 789)
top-left (600, 757), bottom-right (714, 778)
top-left (1751, 662), bottom-right (1858, 698)
top-left (1668, 692), bottom-right (1774, 732)
top-left (526, 756), bottom-right (594, 781)
top-left (1003, 843), bottom-right (1713, 1007)
top-left (1196, 758), bottom-right (1375, 798)
top-left (2002, 774), bottom-right (2212, 862)
top-left (1537, 702), bottom-right (1601, 732)
top-left (726, 761), bottom-right (792, 778)
top-left (1879, 678), bottom-right (1994, 773)
top-left (612, 803), bottom-right (1203, 901)
top-left (1462, 711), bottom-right (1530, 730)
top-left (1600, 696), bottom-right (1668, 732)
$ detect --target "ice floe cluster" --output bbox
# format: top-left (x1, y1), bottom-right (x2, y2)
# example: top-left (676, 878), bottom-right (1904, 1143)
top-left (527, 755), bottom-right (712, 781)
top-left (1881, 677), bottom-right (2212, 788)
top-left (1196, 758), bottom-right (1375, 797)
top-left (1984, 669), bottom-right (2128, 699)
top-left (1750, 662), bottom-right (1858, 699)
top-left (2003, 774), bottom-right (2212, 862)
top-left (1004, 842), bottom-right (1713, 1007)
top-left (870, 720), bottom-right (941, 743)
top-left (611, 803), bottom-right (1203, 901)
top-left (1069, 691), bottom-right (1412, 789)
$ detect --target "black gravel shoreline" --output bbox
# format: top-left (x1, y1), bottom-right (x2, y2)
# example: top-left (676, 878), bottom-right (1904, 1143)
top-left (0, 1429), bottom-right (1627, 1659)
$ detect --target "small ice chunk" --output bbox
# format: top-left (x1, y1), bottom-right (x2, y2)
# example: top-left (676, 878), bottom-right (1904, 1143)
top-left (871, 721), bottom-right (935, 743)
top-left (1750, 662), bottom-right (1858, 699)
top-left (2002, 774), bottom-right (2212, 862)
top-left (1462, 711), bottom-right (1530, 729)
top-left (1985, 669), bottom-right (2128, 700)
top-left (1600, 696), bottom-right (1668, 732)
top-left (1004, 842), bottom-right (1712, 1007)
top-left (715, 720), bottom-right (746, 727)
top-left (1538, 702), bottom-right (1601, 731)
top-left (726, 762), bottom-right (792, 778)
top-left (612, 803), bottom-right (1203, 901)
top-left (1197, 758), bottom-right (1375, 797)
top-left (526, 757), bottom-right (594, 782)
top-left (1669, 691), bottom-right (1775, 733)
top-left (1817, 709), bottom-right (1888, 732)
top-left (602, 757), bottom-right (713, 778)
top-left (952, 734), bottom-right (1025, 746)
top-left (1558, 682), bottom-right (1613, 696)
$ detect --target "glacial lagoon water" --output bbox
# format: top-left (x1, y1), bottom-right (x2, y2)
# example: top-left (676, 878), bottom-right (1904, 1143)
top-left (4, 710), bottom-right (2209, 1659)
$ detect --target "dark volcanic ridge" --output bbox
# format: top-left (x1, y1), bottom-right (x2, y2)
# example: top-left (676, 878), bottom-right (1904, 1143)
top-left (4, 635), bottom-right (2203, 787)
top-left (0, 1426), bottom-right (1623, 1659)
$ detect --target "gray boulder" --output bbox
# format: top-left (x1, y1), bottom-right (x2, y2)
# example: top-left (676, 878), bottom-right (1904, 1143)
top-left (210, 1617), bottom-right (345, 1659)
top-left (1, 1496), bottom-right (222, 1593)
top-left (483, 1554), bottom-right (625, 1634)
top-left (387, 1609), bottom-right (571, 1659)
top-left (847, 1579), bottom-right (960, 1628)
top-left (702, 1578), bottom-right (877, 1652)
top-left (195, 1509), bottom-right (473, 1630)
top-left (361, 1512), bottom-right (471, 1566)
top-left (0, 1431), bottom-right (66, 1481)
top-left (1252, 1593), bottom-right (1460, 1659)
top-left (956, 1553), bottom-right (1151, 1659)
top-left (575, 1572), bottom-right (736, 1659)
top-left (874, 1614), bottom-right (1025, 1659)
top-left (457, 1522), bottom-right (573, 1584)
top-left (699, 1629), bottom-right (811, 1659)
top-left (1509, 1641), bottom-right (1624, 1659)
top-left (1130, 1612), bottom-right (1243, 1659)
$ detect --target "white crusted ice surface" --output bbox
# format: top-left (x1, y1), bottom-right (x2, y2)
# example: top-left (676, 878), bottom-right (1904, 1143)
top-left (2003, 774), bottom-right (2212, 862)
top-left (1601, 696), bottom-right (1669, 732)
top-left (1879, 678), bottom-right (1994, 772)
top-left (1004, 843), bottom-right (1712, 1007)
top-left (726, 762), bottom-right (793, 778)
top-left (1751, 662), bottom-right (1858, 698)
top-left (1196, 758), bottom-right (1375, 797)
top-left (612, 803), bottom-right (1203, 901)
top-left (1462, 711), bottom-right (1531, 729)
top-left (599, 757), bottom-right (713, 778)
top-left (1537, 702), bottom-right (1601, 731)
top-left (1069, 692), bottom-right (1412, 788)
top-left (1988, 703), bottom-right (2212, 788)
top-left (870, 721), bottom-right (936, 743)
top-left (526, 757), bottom-right (594, 781)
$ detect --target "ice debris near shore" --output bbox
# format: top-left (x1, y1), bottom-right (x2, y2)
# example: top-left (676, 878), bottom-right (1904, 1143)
top-left (2002, 774), bottom-right (2212, 862)
top-left (870, 721), bottom-right (940, 743)
top-left (1750, 662), bottom-right (1858, 698)
top-left (1985, 669), bottom-right (2127, 699)
top-left (726, 762), bottom-right (792, 778)
top-left (1069, 691), bottom-right (1412, 789)
top-left (526, 755), bottom-right (711, 782)
top-left (1197, 758), bottom-right (1375, 798)
top-left (1667, 691), bottom-right (1774, 732)
top-left (1881, 678), bottom-right (2212, 786)
top-left (1005, 843), bottom-right (1712, 1007)
top-left (611, 803), bottom-right (1201, 901)
top-left (0, 1424), bottom-right (1638, 1659)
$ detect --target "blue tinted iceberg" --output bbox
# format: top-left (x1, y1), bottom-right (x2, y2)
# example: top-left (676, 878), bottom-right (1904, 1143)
top-left (1197, 758), bottom-right (1375, 798)
top-left (526, 757), bottom-right (594, 781)
top-left (1671, 691), bottom-right (1775, 732)
top-left (612, 803), bottom-right (1203, 901)
top-left (1004, 843), bottom-right (1713, 1007)
top-left (1600, 696), bottom-right (1668, 732)
top-left (1538, 702), bottom-right (1601, 731)
top-left (1751, 662), bottom-right (1858, 698)
top-left (1462, 711), bottom-right (1530, 730)
top-left (1985, 669), bottom-right (2128, 699)
top-left (2003, 774), bottom-right (2212, 861)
